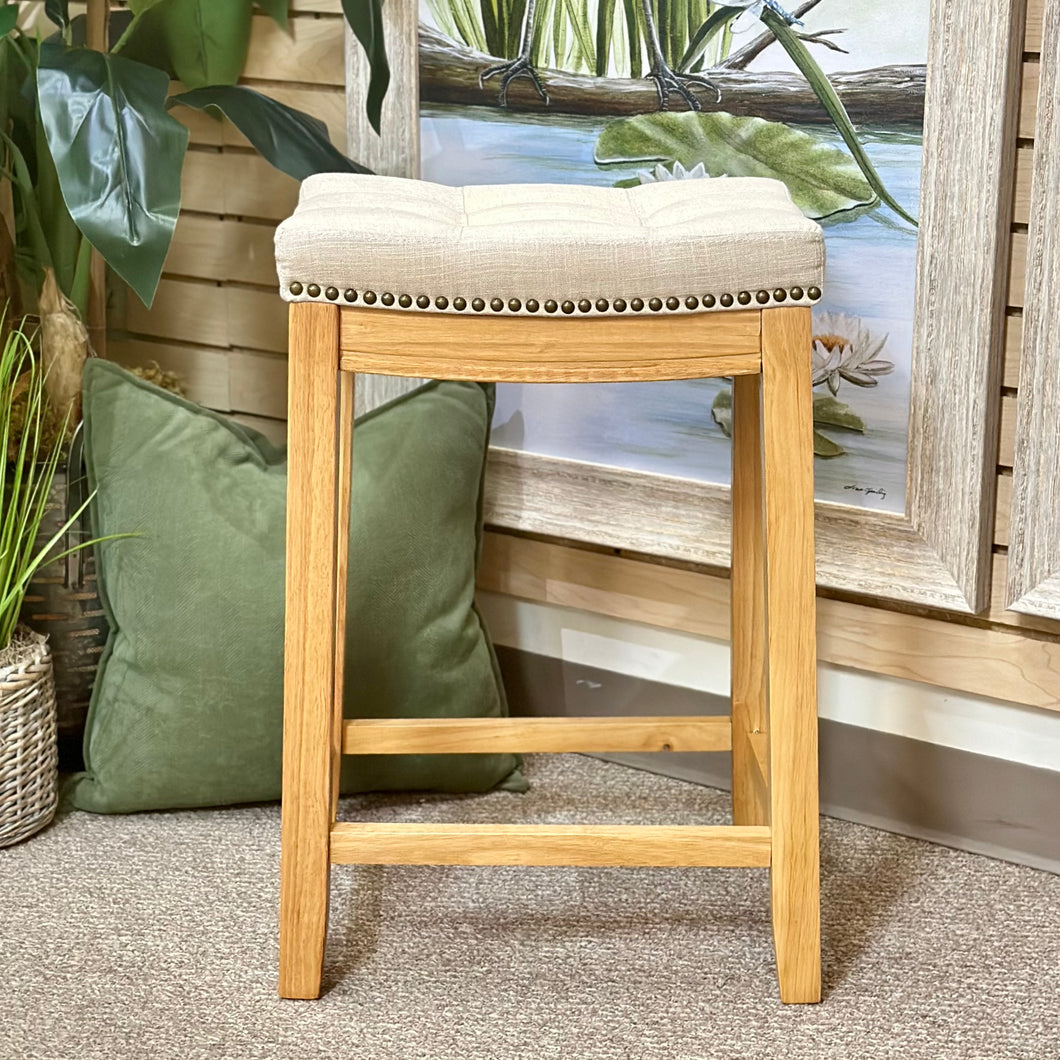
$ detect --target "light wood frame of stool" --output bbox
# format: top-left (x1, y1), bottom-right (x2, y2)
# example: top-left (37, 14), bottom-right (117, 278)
top-left (279, 302), bottom-right (820, 1004)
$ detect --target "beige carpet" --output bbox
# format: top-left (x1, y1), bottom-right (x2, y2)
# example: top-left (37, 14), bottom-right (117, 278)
top-left (2, 754), bottom-right (1058, 1060)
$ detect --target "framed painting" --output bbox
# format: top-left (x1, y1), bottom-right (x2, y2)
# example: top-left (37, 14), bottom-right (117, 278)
top-left (348, 0), bottom-right (1025, 613)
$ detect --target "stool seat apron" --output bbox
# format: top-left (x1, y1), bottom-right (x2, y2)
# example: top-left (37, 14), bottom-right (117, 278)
top-left (275, 174), bottom-right (824, 317)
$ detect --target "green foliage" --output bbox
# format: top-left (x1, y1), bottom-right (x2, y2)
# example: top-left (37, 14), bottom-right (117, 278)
top-left (0, 318), bottom-right (125, 648)
top-left (170, 86), bottom-right (369, 180)
top-left (0, 2), bottom-right (375, 314)
top-left (37, 44), bottom-right (189, 308)
top-left (343, 0), bottom-right (390, 135)
top-left (596, 111), bottom-right (876, 219)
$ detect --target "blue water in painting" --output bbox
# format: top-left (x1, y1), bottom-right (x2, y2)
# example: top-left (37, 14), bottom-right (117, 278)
top-left (421, 105), bottom-right (921, 513)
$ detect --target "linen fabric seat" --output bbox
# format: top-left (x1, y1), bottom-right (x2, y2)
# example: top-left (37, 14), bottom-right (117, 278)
top-left (276, 173), bottom-right (824, 1007)
top-left (275, 174), bottom-right (824, 317)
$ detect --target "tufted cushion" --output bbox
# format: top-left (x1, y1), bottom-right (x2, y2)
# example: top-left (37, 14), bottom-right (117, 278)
top-left (275, 174), bottom-right (825, 317)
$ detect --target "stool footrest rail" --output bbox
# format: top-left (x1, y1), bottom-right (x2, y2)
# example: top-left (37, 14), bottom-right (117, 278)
top-left (342, 715), bottom-right (732, 755)
top-left (329, 823), bottom-right (772, 867)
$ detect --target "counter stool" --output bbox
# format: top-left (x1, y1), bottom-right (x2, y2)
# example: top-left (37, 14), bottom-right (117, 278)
top-left (274, 174), bottom-right (824, 1004)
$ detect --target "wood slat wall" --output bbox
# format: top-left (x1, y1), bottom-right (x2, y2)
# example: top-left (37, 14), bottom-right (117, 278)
top-left (108, 0), bottom-right (1060, 710)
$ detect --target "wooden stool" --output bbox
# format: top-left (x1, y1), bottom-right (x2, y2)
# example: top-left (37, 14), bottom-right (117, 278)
top-left (275, 174), bottom-right (824, 1004)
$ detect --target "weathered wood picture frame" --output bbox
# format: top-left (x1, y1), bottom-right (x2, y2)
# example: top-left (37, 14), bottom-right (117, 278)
top-left (348, 0), bottom-right (1026, 615)
top-left (1006, 1), bottom-right (1058, 621)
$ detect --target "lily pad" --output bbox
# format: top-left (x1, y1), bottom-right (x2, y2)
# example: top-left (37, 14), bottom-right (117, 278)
top-left (812, 394), bottom-right (866, 432)
top-left (595, 111), bottom-right (877, 220)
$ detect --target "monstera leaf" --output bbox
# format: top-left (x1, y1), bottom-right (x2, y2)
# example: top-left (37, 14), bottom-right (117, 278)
top-left (595, 111), bottom-right (877, 220)
top-left (117, 0), bottom-right (255, 88)
top-left (37, 43), bottom-right (188, 307)
top-left (169, 86), bottom-right (368, 180)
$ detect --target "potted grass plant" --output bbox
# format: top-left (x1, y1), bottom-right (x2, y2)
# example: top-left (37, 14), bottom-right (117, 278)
top-left (0, 315), bottom-right (116, 845)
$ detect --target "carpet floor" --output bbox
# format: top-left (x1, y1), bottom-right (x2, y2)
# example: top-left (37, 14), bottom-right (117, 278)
top-left (1, 754), bottom-right (1058, 1060)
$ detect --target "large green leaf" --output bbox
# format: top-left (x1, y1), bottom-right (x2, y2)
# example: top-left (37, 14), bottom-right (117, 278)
top-left (45, 0), bottom-right (68, 28)
top-left (168, 85), bottom-right (369, 179)
top-left (595, 111), bottom-right (876, 219)
top-left (343, 0), bottom-right (389, 136)
top-left (117, 0), bottom-right (255, 89)
top-left (254, 0), bottom-right (289, 27)
top-left (37, 44), bottom-right (188, 307)
top-left (0, 5), bottom-right (18, 37)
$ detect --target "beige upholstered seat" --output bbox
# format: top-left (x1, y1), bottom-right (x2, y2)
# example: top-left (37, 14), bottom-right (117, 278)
top-left (275, 174), bottom-right (824, 317)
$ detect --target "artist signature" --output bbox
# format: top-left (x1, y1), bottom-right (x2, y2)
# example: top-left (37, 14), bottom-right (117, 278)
top-left (844, 483), bottom-right (887, 501)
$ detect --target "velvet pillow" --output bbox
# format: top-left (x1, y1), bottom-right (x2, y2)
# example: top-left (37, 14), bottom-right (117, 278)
top-left (68, 360), bottom-right (524, 813)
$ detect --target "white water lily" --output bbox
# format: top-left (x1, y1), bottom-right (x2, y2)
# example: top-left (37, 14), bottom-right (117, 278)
top-left (635, 161), bottom-right (713, 184)
top-left (811, 312), bottom-right (894, 395)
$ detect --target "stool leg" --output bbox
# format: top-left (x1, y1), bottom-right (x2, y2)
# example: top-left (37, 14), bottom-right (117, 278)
top-left (280, 302), bottom-right (344, 1000)
top-left (730, 373), bottom-right (768, 826)
top-left (761, 307), bottom-right (821, 1004)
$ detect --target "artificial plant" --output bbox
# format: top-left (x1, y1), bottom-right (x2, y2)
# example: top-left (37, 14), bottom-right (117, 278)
top-left (0, 0), bottom-right (387, 420)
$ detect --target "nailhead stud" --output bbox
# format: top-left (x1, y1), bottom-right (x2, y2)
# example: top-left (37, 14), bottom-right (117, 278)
top-left (666, 296), bottom-right (680, 311)
top-left (491, 297), bottom-right (504, 312)
top-left (526, 299), bottom-right (540, 313)
top-left (362, 290), bottom-right (376, 305)
top-left (381, 292), bottom-right (394, 306)
top-left (755, 290), bottom-right (769, 304)
top-left (344, 288), bottom-right (357, 302)
top-left (808, 286), bottom-right (822, 300)
top-left (509, 298), bottom-right (522, 312)
top-left (720, 293), bottom-right (734, 307)
top-left (737, 291), bottom-right (751, 305)
top-left (631, 298), bottom-right (644, 311)
top-left (562, 301), bottom-right (576, 315)
top-left (435, 296), bottom-right (449, 310)
top-left (453, 297), bottom-right (467, 311)
top-left (326, 287), bottom-right (339, 301)
top-left (685, 296), bottom-right (699, 310)
top-left (577, 299), bottom-right (591, 313)
top-left (649, 297), bottom-right (663, 312)
top-left (545, 300), bottom-right (558, 313)
top-left (596, 298), bottom-right (609, 312)
top-left (790, 287), bottom-right (804, 300)
top-left (290, 282), bottom-right (303, 296)
top-left (398, 294), bottom-right (411, 308)
top-left (773, 288), bottom-right (787, 302)
top-left (613, 299), bottom-right (627, 312)
top-left (703, 294), bottom-right (715, 308)
top-left (417, 295), bottom-right (430, 309)
top-left (472, 298), bottom-right (486, 312)
top-left (307, 284), bottom-right (321, 298)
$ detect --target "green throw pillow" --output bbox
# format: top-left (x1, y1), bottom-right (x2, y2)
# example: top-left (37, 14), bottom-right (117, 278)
top-left (68, 360), bottom-right (525, 813)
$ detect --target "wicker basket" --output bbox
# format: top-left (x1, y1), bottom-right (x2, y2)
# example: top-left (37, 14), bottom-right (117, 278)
top-left (20, 462), bottom-right (108, 735)
top-left (0, 628), bottom-right (58, 847)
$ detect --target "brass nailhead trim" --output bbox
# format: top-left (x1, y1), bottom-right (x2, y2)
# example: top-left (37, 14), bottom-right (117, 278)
top-left (290, 283), bottom-right (820, 312)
